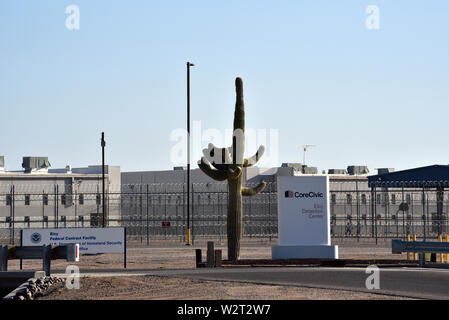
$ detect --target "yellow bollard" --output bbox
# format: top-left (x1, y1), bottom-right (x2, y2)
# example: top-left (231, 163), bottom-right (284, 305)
top-left (407, 235), bottom-right (411, 261)
top-left (439, 234), bottom-right (443, 263)
top-left (186, 228), bottom-right (191, 245)
top-left (413, 234), bottom-right (417, 260)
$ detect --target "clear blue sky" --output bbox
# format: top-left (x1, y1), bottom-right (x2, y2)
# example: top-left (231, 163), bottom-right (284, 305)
top-left (1, 1), bottom-right (448, 173)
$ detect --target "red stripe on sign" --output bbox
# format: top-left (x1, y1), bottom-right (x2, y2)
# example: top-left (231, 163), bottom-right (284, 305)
top-left (76, 244), bottom-right (79, 259)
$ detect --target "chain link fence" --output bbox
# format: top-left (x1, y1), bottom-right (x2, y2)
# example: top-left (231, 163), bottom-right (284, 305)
top-left (331, 184), bottom-right (449, 242)
top-left (1, 181), bottom-right (448, 245)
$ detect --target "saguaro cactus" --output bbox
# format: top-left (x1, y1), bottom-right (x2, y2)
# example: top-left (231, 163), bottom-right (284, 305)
top-left (198, 77), bottom-right (266, 261)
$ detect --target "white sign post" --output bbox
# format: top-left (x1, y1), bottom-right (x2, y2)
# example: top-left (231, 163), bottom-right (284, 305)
top-left (272, 176), bottom-right (338, 259)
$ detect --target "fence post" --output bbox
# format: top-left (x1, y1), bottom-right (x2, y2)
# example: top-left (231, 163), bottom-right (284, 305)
top-left (0, 245), bottom-right (8, 271)
top-left (419, 253), bottom-right (425, 267)
top-left (43, 245), bottom-right (51, 276)
top-left (370, 187), bottom-right (375, 239)
top-left (248, 195), bottom-right (252, 238)
top-left (96, 184), bottom-right (99, 227)
top-left (207, 241), bottom-right (215, 268)
top-left (140, 184), bottom-right (143, 243)
top-left (407, 235), bottom-right (411, 261)
top-left (402, 184), bottom-right (405, 240)
top-left (164, 185), bottom-right (167, 240)
top-left (55, 184), bottom-right (59, 228)
top-left (195, 249), bottom-right (202, 268)
top-left (106, 184), bottom-right (110, 227)
top-left (146, 184), bottom-right (150, 246)
top-left (374, 187), bottom-right (378, 245)
top-left (446, 234), bottom-right (449, 263)
top-left (43, 190), bottom-right (46, 228)
top-left (356, 177), bottom-right (360, 242)
top-left (9, 185), bottom-right (14, 245)
top-left (268, 182), bottom-right (271, 242)
top-left (422, 187), bottom-right (426, 242)
top-left (191, 184), bottom-right (195, 244)
top-left (413, 234), bottom-right (417, 260)
top-left (183, 183), bottom-right (186, 242)
top-left (217, 191), bottom-right (221, 243)
top-left (214, 250), bottom-right (222, 268)
top-left (437, 186), bottom-right (444, 236)
top-left (20, 230), bottom-right (23, 270)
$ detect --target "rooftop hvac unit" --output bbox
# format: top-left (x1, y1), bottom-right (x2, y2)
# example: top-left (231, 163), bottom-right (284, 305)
top-left (328, 169), bottom-right (347, 175)
top-left (347, 165), bottom-right (369, 175)
top-left (302, 166), bottom-right (318, 174)
top-left (281, 163), bottom-right (303, 172)
top-left (22, 156), bottom-right (51, 173)
top-left (377, 168), bottom-right (395, 175)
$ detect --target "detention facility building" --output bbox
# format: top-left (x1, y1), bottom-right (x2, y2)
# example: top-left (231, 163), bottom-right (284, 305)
top-left (1, 155), bottom-right (448, 244)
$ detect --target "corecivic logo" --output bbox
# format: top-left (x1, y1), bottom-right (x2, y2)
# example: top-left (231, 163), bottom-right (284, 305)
top-left (285, 190), bottom-right (324, 198)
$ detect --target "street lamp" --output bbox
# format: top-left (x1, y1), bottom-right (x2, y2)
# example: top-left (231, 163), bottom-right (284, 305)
top-left (186, 62), bottom-right (194, 245)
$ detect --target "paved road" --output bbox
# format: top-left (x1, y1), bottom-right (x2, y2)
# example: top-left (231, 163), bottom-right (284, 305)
top-left (182, 267), bottom-right (449, 300)
top-left (54, 266), bottom-right (449, 299)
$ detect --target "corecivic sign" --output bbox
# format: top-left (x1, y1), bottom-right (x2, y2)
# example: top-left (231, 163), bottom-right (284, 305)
top-left (272, 176), bottom-right (338, 259)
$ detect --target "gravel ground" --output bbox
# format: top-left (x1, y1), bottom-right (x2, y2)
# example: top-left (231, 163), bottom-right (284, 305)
top-left (35, 275), bottom-right (414, 300)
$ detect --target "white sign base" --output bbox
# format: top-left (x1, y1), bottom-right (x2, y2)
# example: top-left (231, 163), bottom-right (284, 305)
top-left (272, 245), bottom-right (338, 259)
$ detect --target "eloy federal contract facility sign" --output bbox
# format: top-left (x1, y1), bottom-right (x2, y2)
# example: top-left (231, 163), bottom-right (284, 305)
top-left (272, 176), bottom-right (338, 259)
top-left (22, 227), bottom-right (125, 254)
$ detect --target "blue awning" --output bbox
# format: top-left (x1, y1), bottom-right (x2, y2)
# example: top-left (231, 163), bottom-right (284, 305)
top-left (368, 165), bottom-right (449, 188)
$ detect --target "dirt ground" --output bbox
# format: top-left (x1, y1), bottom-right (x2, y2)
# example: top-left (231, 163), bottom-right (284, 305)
top-left (36, 275), bottom-right (413, 300)
top-left (8, 238), bottom-right (415, 300)
top-left (8, 238), bottom-right (407, 272)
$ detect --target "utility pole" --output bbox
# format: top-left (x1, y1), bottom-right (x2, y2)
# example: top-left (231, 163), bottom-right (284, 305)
top-left (101, 132), bottom-right (106, 228)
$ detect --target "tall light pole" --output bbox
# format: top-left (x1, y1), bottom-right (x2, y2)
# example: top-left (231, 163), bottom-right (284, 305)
top-left (186, 62), bottom-right (194, 245)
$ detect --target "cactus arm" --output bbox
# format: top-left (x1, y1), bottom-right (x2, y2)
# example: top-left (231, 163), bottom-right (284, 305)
top-left (243, 145), bottom-right (265, 167)
top-left (242, 181), bottom-right (266, 196)
top-left (197, 157), bottom-right (228, 181)
top-left (203, 143), bottom-right (233, 170)
top-left (202, 147), bottom-right (224, 171)
top-left (223, 146), bottom-right (233, 164)
top-left (227, 166), bottom-right (242, 180)
top-left (225, 146), bottom-right (234, 164)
